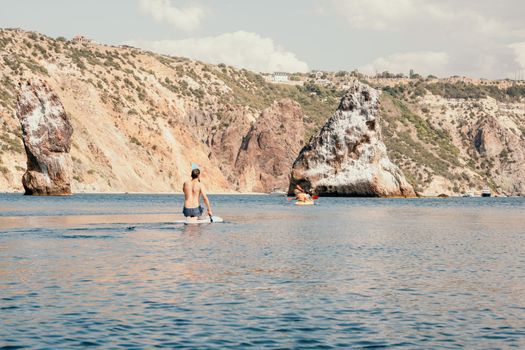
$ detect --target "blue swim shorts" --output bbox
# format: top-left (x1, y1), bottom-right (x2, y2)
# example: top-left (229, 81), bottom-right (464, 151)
top-left (183, 206), bottom-right (204, 217)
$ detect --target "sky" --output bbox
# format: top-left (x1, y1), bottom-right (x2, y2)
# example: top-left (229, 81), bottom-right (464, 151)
top-left (1, 0), bottom-right (525, 79)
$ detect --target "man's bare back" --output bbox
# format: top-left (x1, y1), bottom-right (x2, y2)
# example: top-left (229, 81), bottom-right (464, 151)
top-left (183, 180), bottom-right (202, 208)
top-left (182, 169), bottom-right (212, 219)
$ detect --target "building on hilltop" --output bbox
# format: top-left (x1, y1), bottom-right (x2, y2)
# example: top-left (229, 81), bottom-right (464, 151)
top-left (262, 72), bottom-right (304, 86)
top-left (72, 35), bottom-right (92, 44)
top-left (313, 71), bottom-right (324, 80)
top-left (263, 72), bottom-right (290, 83)
top-left (118, 44), bottom-right (136, 50)
top-left (316, 78), bottom-right (332, 86)
top-left (271, 72), bottom-right (290, 82)
top-left (6, 28), bottom-right (24, 33)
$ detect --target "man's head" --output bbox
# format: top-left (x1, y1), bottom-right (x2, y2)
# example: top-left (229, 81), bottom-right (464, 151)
top-left (191, 168), bottom-right (200, 179)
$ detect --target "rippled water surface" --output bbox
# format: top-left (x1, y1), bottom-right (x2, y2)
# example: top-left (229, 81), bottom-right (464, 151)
top-left (1, 194), bottom-right (524, 349)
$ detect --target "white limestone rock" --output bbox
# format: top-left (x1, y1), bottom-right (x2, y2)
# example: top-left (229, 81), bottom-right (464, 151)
top-left (289, 81), bottom-right (416, 197)
top-left (16, 80), bottom-right (73, 195)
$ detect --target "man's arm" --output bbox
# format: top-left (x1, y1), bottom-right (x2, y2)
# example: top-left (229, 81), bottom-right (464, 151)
top-left (200, 184), bottom-right (213, 216)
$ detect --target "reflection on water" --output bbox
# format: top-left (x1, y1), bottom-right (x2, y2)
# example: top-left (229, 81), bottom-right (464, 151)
top-left (1, 194), bottom-right (524, 349)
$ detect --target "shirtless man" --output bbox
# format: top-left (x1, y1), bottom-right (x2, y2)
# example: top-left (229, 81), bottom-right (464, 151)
top-left (182, 169), bottom-right (213, 221)
top-left (293, 184), bottom-right (311, 202)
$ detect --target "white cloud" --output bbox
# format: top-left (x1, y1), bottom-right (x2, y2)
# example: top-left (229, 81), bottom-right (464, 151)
top-left (331, 0), bottom-right (417, 30)
top-left (509, 41), bottom-right (525, 70)
top-left (360, 51), bottom-right (450, 77)
top-left (139, 0), bottom-right (205, 31)
top-left (331, 0), bottom-right (525, 36)
top-left (127, 31), bottom-right (309, 73)
top-left (329, 0), bottom-right (525, 78)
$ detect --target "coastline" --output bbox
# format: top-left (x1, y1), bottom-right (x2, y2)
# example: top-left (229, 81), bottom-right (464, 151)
top-left (0, 191), bottom-right (270, 196)
top-left (0, 191), bottom-right (520, 198)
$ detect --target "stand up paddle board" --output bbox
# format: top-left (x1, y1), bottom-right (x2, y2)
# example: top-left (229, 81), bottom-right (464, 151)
top-left (174, 216), bottom-right (224, 224)
top-left (295, 201), bottom-right (315, 206)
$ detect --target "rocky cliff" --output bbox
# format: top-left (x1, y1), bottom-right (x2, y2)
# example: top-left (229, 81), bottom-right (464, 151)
top-left (16, 80), bottom-right (73, 195)
top-left (0, 28), bottom-right (524, 195)
top-left (469, 115), bottom-right (525, 194)
top-left (234, 99), bottom-right (305, 192)
top-left (289, 82), bottom-right (415, 197)
top-left (0, 29), bottom-right (326, 193)
top-left (379, 87), bottom-right (525, 196)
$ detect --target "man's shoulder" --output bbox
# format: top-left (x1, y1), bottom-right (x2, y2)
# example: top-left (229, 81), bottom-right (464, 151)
top-left (184, 180), bottom-right (202, 189)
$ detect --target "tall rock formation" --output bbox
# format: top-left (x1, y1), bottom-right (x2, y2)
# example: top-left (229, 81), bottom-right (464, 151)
top-left (16, 80), bottom-right (73, 195)
top-left (235, 99), bottom-right (305, 192)
top-left (289, 82), bottom-right (416, 197)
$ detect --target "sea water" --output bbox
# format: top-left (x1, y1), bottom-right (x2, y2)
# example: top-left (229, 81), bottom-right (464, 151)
top-left (1, 194), bottom-right (524, 349)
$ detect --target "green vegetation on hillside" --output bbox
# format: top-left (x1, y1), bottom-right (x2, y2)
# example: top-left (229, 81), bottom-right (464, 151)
top-left (214, 69), bottom-right (341, 137)
top-left (381, 93), bottom-right (462, 190)
top-left (0, 76), bottom-right (16, 109)
top-left (381, 80), bottom-right (525, 102)
top-left (0, 132), bottom-right (24, 154)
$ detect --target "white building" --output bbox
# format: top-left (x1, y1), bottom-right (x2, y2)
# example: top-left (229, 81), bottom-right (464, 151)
top-left (316, 79), bottom-right (332, 86)
top-left (263, 72), bottom-right (303, 86)
top-left (271, 72), bottom-right (290, 82)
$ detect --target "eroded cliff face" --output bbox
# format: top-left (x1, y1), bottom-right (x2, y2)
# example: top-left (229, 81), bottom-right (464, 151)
top-left (289, 82), bottom-right (416, 197)
top-left (16, 80), bottom-right (73, 195)
top-left (0, 29), bottom-right (318, 193)
top-left (379, 92), bottom-right (525, 197)
top-left (470, 116), bottom-right (525, 194)
top-left (235, 99), bottom-right (305, 192)
top-left (1, 29), bottom-right (524, 195)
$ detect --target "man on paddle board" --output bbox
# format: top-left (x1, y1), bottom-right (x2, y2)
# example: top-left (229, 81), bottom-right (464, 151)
top-left (294, 184), bottom-right (312, 202)
top-left (183, 168), bottom-right (213, 221)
